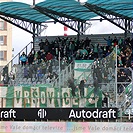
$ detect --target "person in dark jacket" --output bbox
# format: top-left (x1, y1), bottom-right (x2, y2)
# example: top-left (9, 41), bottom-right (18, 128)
top-left (68, 78), bottom-right (76, 97)
top-left (2, 66), bottom-right (8, 77)
top-left (39, 39), bottom-right (45, 50)
top-left (79, 79), bottom-right (86, 97)
top-left (3, 73), bottom-right (9, 86)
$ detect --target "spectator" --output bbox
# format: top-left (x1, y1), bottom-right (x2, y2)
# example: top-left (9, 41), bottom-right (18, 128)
top-left (36, 67), bottom-right (43, 82)
top-left (28, 66), bottom-right (33, 82)
top-left (61, 57), bottom-right (68, 70)
top-left (43, 42), bottom-right (49, 54)
top-left (12, 64), bottom-right (17, 79)
top-left (20, 52), bottom-right (27, 67)
top-left (68, 41), bottom-right (75, 56)
top-left (9, 71), bottom-right (15, 86)
top-left (46, 62), bottom-right (52, 74)
top-left (2, 66), bottom-right (8, 77)
top-left (91, 43), bottom-right (99, 58)
top-left (103, 36), bottom-right (112, 51)
top-left (3, 73), bottom-right (9, 86)
top-left (102, 95), bottom-right (108, 107)
top-left (39, 39), bottom-right (45, 50)
top-left (84, 37), bottom-right (91, 48)
top-left (46, 72), bottom-right (53, 83)
top-left (46, 52), bottom-right (53, 62)
top-left (68, 78), bottom-right (76, 97)
top-left (79, 79), bottom-right (86, 97)
top-left (28, 52), bottom-right (33, 65)
top-left (30, 48), bottom-right (36, 62)
top-left (41, 60), bottom-right (46, 75)
top-left (41, 49), bottom-right (46, 61)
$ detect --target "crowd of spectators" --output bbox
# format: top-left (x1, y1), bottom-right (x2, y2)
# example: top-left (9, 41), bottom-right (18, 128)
top-left (1, 35), bottom-right (133, 100)
top-left (91, 36), bottom-right (132, 102)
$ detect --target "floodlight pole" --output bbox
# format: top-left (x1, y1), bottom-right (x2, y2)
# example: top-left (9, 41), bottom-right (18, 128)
top-left (59, 51), bottom-right (61, 98)
top-left (131, 68), bottom-right (133, 108)
top-left (33, 0), bottom-right (36, 49)
top-left (33, 0), bottom-right (35, 5)
top-left (115, 45), bottom-right (118, 107)
top-left (77, 0), bottom-right (80, 41)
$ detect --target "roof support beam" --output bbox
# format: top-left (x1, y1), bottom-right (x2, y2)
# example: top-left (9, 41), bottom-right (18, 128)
top-left (34, 6), bottom-right (91, 34)
top-left (0, 15), bottom-right (47, 36)
top-left (84, 3), bottom-right (133, 33)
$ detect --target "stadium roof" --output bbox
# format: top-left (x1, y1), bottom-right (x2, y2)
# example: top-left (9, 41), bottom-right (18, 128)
top-left (0, 0), bottom-right (132, 23)
top-left (86, 0), bottom-right (133, 20)
top-left (0, 2), bottom-right (50, 23)
top-left (0, 0), bottom-right (132, 34)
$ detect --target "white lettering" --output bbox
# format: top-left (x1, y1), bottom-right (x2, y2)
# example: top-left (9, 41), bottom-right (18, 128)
top-left (0, 109), bottom-right (16, 118)
top-left (69, 109), bottom-right (76, 118)
top-left (69, 109), bottom-right (117, 119)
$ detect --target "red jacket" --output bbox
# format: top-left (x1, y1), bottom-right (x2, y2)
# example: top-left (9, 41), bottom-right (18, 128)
top-left (46, 53), bottom-right (53, 60)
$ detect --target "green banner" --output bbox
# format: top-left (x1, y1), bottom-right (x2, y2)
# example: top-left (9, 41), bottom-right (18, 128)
top-left (0, 86), bottom-right (102, 108)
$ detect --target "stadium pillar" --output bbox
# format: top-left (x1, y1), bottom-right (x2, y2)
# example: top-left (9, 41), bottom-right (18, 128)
top-left (77, 22), bottom-right (80, 42)
top-left (124, 19), bottom-right (131, 38)
top-left (124, 19), bottom-right (127, 38)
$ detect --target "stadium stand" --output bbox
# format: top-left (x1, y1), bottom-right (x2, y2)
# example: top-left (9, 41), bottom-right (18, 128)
top-left (0, 0), bottom-right (132, 122)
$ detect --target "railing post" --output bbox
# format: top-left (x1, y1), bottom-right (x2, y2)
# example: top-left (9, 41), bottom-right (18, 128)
top-left (69, 63), bottom-right (72, 74)
top-left (62, 71), bottom-right (65, 87)
top-left (26, 46), bottom-right (27, 56)
top-left (18, 53), bottom-right (20, 64)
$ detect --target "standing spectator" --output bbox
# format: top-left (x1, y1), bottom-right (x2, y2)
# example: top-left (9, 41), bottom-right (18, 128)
top-left (69, 41), bottom-right (75, 56)
top-left (104, 36), bottom-right (112, 52)
top-left (2, 66), bottom-right (8, 77)
top-left (68, 78), bottom-right (76, 97)
top-left (28, 52), bottom-right (33, 65)
top-left (30, 48), bottom-right (35, 63)
top-left (79, 79), bottom-right (86, 98)
top-left (91, 43), bottom-right (99, 58)
top-left (39, 39), bottom-right (45, 50)
top-left (9, 71), bottom-right (15, 86)
top-left (12, 64), bottom-right (17, 79)
top-left (20, 52), bottom-right (27, 67)
top-left (102, 95), bottom-right (108, 107)
top-left (46, 62), bottom-right (52, 74)
top-left (36, 67), bottom-right (43, 82)
top-left (61, 57), bottom-right (68, 70)
top-left (43, 42), bottom-right (49, 54)
top-left (3, 73), bottom-right (9, 86)
top-left (84, 37), bottom-right (91, 48)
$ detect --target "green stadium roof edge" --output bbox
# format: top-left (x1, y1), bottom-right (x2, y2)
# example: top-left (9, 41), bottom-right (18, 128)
top-left (0, 0), bottom-right (132, 34)
top-left (0, 0), bottom-right (132, 23)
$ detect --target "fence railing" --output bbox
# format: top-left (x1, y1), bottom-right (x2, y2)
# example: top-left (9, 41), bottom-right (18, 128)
top-left (52, 61), bottom-right (74, 88)
top-left (0, 42), bottom-right (33, 83)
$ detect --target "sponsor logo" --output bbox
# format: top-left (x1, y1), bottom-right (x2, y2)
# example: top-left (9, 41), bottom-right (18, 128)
top-left (38, 109), bottom-right (47, 118)
top-left (69, 108), bottom-right (117, 119)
